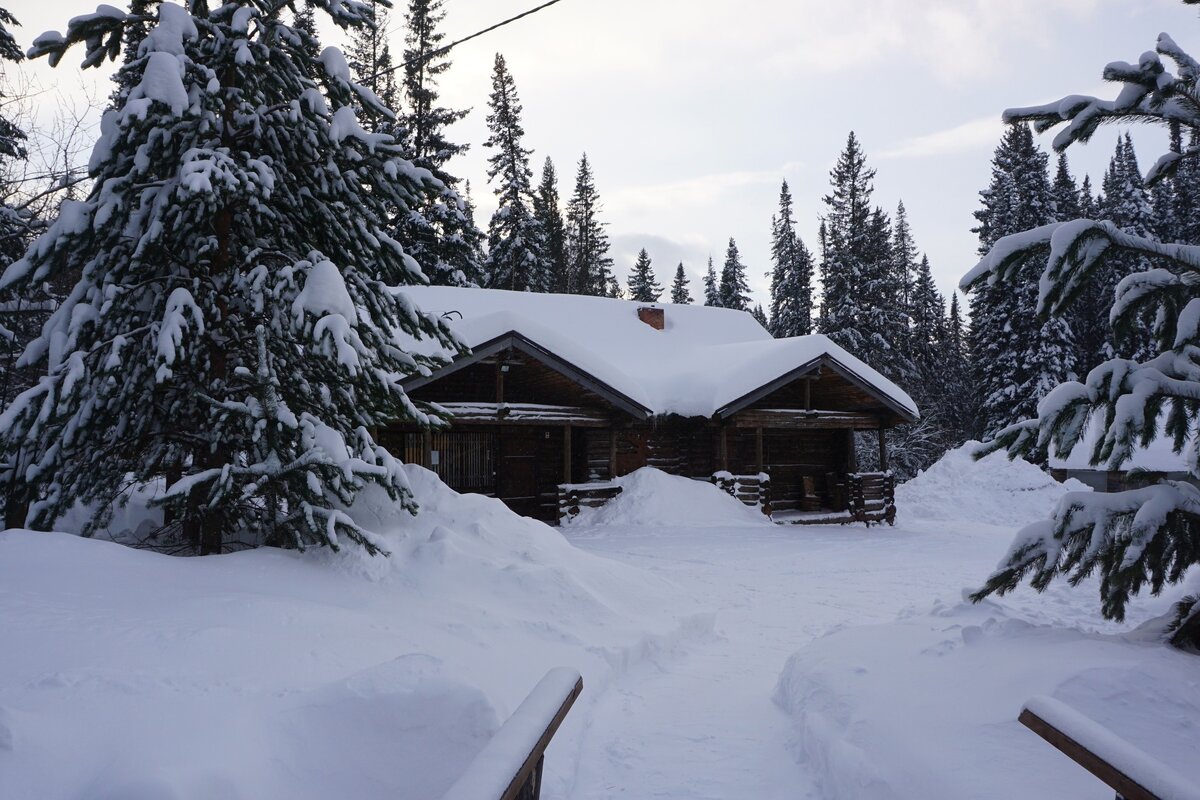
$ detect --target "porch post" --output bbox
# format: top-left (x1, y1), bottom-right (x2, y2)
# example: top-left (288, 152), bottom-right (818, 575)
top-left (423, 428), bottom-right (433, 469)
top-left (563, 425), bottom-right (572, 483)
top-left (755, 426), bottom-right (764, 473)
top-left (878, 423), bottom-right (889, 472)
top-left (608, 427), bottom-right (618, 480)
top-left (719, 424), bottom-right (729, 473)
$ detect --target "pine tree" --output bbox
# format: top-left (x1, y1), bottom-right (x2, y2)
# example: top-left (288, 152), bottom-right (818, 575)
top-left (400, 0), bottom-right (481, 286)
top-left (702, 257), bottom-right (719, 307)
top-left (670, 262), bottom-right (692, 304)
top-left (1172, 130), bottom-right (1200, 245)
top-left (565, 153), bottom-right (613, 296)
top-left (482, 54), bottom-right (546, 292)
top-left (962, 11), bottom-right (1200, 646)
top-left (1051, 152), bottom-right (1080, 221)
top-left (626, 248), bottom-right (662, 302)
top-left (1, 0), bottom-right (458, 553)
top-left (718, 238), bottom-right (750, 311)
top-left (533, 157), bottom-right (568, 293)
top-left (968, 123), bottom-right (1074, 440)
top-left (751, 303), bottom-right (769, 328)
top-left (891, 200), bottom-right (919, 325)
top-left (767, 180), bottom-right (814, 338)
top-left (819, 132), bottom-right (875, 354)
top-left (346, 0), bottom-right (400, 134)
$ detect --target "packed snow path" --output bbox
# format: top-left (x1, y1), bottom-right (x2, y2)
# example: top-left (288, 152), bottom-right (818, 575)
top-left (558, 520), bottom-right (1113, 800)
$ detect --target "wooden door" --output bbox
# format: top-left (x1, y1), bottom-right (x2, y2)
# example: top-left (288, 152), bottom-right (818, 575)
top-left (615, 430), bottom-right (648, 477)
top-left (498, 431), bottom-right (540, 517)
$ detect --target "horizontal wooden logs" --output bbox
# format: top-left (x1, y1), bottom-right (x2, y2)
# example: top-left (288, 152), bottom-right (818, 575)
top-left (731, 408), bottom-right (885, 430)
top-left (435, 402), bottom-right (611, 427)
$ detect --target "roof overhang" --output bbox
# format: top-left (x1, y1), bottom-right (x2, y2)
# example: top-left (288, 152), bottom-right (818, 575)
top-left (402, 331), bottom-right (653, 420)
top-left (714, 355), bottom-right (919, 424)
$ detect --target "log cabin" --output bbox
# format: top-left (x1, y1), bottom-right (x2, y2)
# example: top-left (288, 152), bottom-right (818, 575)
top-left (387, 287), bottom-right (919, 524)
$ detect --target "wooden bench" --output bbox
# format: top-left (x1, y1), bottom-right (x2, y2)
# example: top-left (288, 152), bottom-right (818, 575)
top-left (442, 668), bottom-right (584, 800)
top-left (1019, 696), bottom-right (1198, 800)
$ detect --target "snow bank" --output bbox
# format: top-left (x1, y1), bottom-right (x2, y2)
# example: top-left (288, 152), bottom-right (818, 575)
top-left (896, 441), bottom-right (1089, 526)
top-left (564, 467), bottom-right (771, 528)
top-left (0, 467), bottom-right (696, 800)
top-left (773, 598), bottom-right (1200, 800)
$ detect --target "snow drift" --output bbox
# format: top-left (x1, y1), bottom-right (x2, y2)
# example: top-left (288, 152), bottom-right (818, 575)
top-left (896, 441), bottom-right (1089, 526)
top-left (0, 466), bottom-right (697, 800)
top-left (773, 597), bottom-right (1200, 800)
top-left (563, 467), bottom-right (771, 528)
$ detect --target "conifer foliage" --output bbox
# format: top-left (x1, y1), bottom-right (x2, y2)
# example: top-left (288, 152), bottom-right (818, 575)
top-left (767, 180), bottom-right (813, 337)
top-left (670, 262), bottom-right (692, 304)
top-left (565, 153), bottom-right (615, 296)
top-left (626, 248), bottom-right (662, 302)
top-left (718, 238), bottom-right (750, 311)
top-left (533, 157), bottom-right (568, 293)
top-left (482, 53), bottom-right (545, 292)
top-left (0, 0), bottom-right (458, 554)
top-left (702, 257), bottom-right (719, 307)
top-left (962, 8), bottom-right (1200, 646)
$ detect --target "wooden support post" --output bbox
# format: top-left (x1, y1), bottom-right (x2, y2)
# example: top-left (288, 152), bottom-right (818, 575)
top-left (719, 425), bottom-right (729, 473)
top-left (423, 428), bottom-right (433, 470)
top-left (845, 428), bottom-right (857, 473)
top-left (608, 427), bottom-right (618, 480)
top-left (803, 377), bottom-right (812, 412)
top-left (755, 426), bottom-right (764, 473)
top-left (495, 361), bottom-right (506, 404)
top-left (563, 425), bottom-right (572, 484)
top-left (878, 423), bottom-right (888, 472)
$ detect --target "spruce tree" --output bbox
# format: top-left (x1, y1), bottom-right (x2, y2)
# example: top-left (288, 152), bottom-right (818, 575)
top-left (346, 0), bottom-right (400, 134)
top-left (565, 153), bottom-right (613, 296)
top-left (401, 0), bottom-right (481, 286)
top-left (1051, 152), bottom-right (1080, 221)
top-left (1, 0), bottom-right (457, 553)
top-left (1099, 133), bottom-right (1157, 360)
top-left (767, 180), bottom-right (814, 338)
top-left (968, 123), bottom-right (1074, 440)
top-left (962, 8), bottom-right (1200, 646)
top-left (751, 303), bottom-right (769, 328)
top-left (482, 54), bottom-right (546, 292)
top-left (626, 248), bottom-right (662, 302)
top-left (533, 157), bottom-right (568, 293)
top-left (718, 238), bottom-right (751, 311)
top-left (670, 262), bottom-right (692, 304)
top-left (819, 132), bottom-right (875, 356)
top-left (890, 200), bottom-right (919, 324)
top-left (702, 256), bottom-right (719, 306)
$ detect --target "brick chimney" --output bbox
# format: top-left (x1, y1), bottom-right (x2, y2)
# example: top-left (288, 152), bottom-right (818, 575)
top-left (637, 305), bottom-right (665, 331)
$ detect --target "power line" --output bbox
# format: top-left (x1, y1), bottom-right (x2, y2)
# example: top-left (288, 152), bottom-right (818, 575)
top-left (370, 0), bottom-right (571, 80)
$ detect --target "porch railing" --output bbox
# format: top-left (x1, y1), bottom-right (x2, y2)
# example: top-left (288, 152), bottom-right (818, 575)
top-left (846, 471), bottom-right (895, 526)
top-left (558, 482), bottom-right (623, 523)
top-left (1019, 696), bottom-right (1198, 800)
top-left (442, 668), bottom-right (584, 800)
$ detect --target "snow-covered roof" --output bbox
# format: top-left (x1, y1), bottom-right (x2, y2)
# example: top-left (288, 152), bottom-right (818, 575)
top-left (402, 286), bottom-right (918, 420)
top-left (1049, 415), bottom-right (1195, 473)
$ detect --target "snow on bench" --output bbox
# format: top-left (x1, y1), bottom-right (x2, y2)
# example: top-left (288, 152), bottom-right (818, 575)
top-left (441, 667), bottom-right (583, 800)
top-left (1019, 695), bottom-right (1200, 800)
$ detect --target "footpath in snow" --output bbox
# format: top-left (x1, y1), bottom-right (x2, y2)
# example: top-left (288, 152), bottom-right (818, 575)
top-left (1, 453), bottom-right (1197, 799)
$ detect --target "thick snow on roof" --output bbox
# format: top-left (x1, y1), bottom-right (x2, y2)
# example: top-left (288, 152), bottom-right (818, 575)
top-left (1049, 414), bottom-right (1195, 473)
top-left (401, 286), bottom-right (918, 419)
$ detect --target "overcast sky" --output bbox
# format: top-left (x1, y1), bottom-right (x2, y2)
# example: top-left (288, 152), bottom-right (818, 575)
top-left (9, 0), bottom-right (1199, 308)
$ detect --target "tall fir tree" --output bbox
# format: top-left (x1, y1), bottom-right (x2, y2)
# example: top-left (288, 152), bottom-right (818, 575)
top-left (1, 0), bottom-right (458, 552)
top-left (890, 200), bottom-right (919, 325)
top-left (565, 153), bottom-right (614, 296)
top-left (400, 0), bottom-right (481, 286)
top-left (702, 256), bottom-right (719, 307)
top-left (670, 262), bottom-right (692, 304)
top-left (718, 238), bottom-right (751, 311)
top-left (767, 180), bottom-right (814, 338)
top-left (626, 248), bottom-right (662, 302)
top-left (533, 157), bottom-right (568, 293)
top-left (751, 303), bottom-right (769, 328)
top-left (345, 0), bottom-right (400, 134)
top-left (819, 132), bottom-right (875, 353)
top-left (482, 54), bottom-right (546, 292)
top-left (968, 123), bottom-right (1074, 440)
top-left (1051, 152), bottom-right (1080, 221)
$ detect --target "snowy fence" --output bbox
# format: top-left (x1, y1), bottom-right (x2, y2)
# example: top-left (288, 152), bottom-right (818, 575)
top-left (442, 668), bottom-right (584, 800)
top-left (711, 472), bottom-right (771, 515)
top-left (846, 471), bottom-right (896, 526)
top-left (557, 482), bottom-right (622, 523)
top-left (1019, 696), bottom-right (1199, 800)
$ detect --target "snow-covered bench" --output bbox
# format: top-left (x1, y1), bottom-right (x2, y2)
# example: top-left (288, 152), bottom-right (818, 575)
top-left (1019, 696), bottom-right (1199, 800)
top-left (442, 668), bottom-right (584, 800)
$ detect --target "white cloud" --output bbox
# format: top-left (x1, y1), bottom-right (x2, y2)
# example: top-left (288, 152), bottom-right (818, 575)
top-left (878, 115), bottom-right (1003, 160)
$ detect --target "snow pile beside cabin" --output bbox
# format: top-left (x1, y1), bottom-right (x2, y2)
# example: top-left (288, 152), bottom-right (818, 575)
top-left (0, 467), bottom-right (699, 800)
top-left (896, 441), bottom-right (1090, 526)
top-left (401, 286), bottom-right (917, 419)
top-left (564, 467), bottom-right (771, 528)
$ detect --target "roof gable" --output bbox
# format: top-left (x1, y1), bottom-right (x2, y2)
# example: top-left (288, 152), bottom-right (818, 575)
top-left (401, 287), bottom-right (918, 420)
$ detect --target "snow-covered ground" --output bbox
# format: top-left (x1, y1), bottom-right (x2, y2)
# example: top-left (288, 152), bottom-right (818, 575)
top-left (2, 453), bottom-right (1197, 799)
